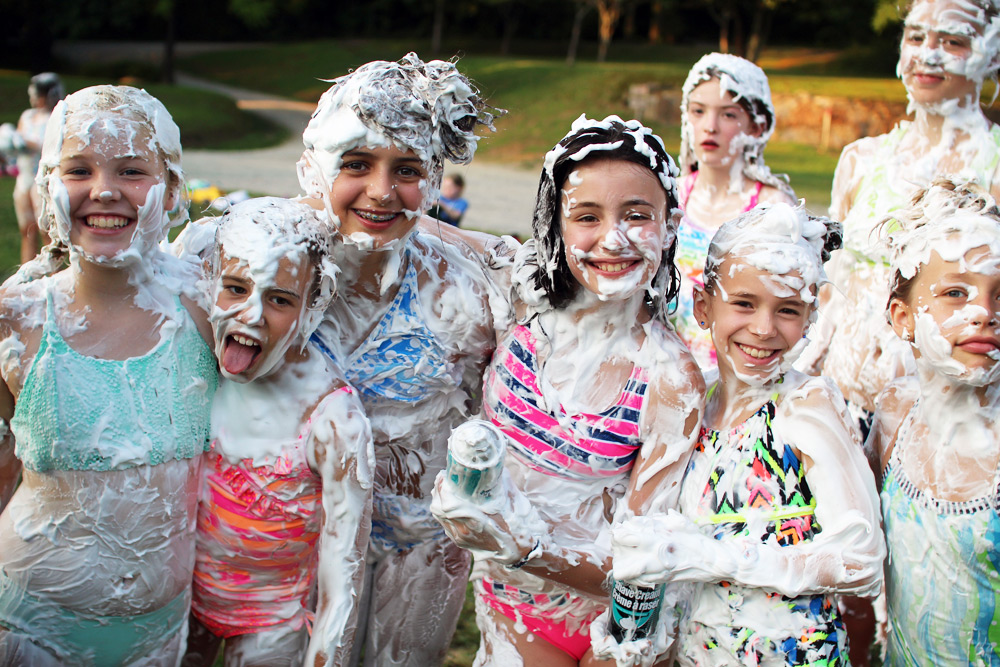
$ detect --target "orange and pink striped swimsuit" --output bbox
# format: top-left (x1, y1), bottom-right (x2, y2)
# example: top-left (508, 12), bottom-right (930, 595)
top-left (191, 389), bottom-right (351, 638)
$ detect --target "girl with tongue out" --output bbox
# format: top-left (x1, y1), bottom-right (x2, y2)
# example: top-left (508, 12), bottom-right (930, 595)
top-left (183, 197), bottom-right (374, 667)
top-left (0, 86), bottom-right (218, 665)
top-left (296, 53), bottom-right (502, 666)
top-left (672, 53), bottom-right (797, 373)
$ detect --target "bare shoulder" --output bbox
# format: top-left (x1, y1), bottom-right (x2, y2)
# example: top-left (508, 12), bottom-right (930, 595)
top-left (642, 321), bottom-right (706, 410)
top-left (757, 183), bottom-right (797, 206)
top-left (779, 372), bottom-right (854, 428)
top-left (0, 277), bottom-right (49, 337)
top-left (874, 376), bottom-right (917, 436)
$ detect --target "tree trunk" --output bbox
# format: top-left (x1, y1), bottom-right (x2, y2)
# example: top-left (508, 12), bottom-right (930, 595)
top-left (596, 0), bottom-right (621, 63)
top-left (746, 0), bottom-right (775, 63)
top-left (431, 0), bottom-right (445, 56)
top-left (623, 1), bottom-right (635, 39)
top-left (648, 0), bottom-right (661, 44)
top-left (500, 2), bottom-right (518, 56)
top-left (566, 3), bottom-right (589, 66)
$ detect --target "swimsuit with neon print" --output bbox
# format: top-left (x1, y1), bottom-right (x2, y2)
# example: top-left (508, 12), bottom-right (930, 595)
top-left (676, 393), bottom-right (846, 666)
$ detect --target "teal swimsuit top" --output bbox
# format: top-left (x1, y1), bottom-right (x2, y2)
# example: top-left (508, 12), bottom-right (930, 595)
top-left (10, 289), bottom-right (218, 472)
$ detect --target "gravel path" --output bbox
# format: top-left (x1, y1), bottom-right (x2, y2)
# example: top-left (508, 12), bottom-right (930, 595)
top-left (178, 73), bottom-right (538, 237)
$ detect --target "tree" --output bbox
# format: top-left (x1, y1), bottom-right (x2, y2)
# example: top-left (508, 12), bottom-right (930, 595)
top-left (596, 0), bottom-right (623, 62)
top-left (566, 0), bottom-right (591, 65)
top-left (695, 0), bottom-right (794, 62)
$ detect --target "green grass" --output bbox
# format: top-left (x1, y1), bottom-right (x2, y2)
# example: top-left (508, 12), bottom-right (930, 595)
top-left (0, 178), bottom-right (20, 279)
top-left (0, 70), bottom-right (286, 150)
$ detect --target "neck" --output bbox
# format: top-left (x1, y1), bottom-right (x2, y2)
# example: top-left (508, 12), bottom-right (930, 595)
top-left (69, 258), bottom-right (142, 306)
top-left (538, 289), bottom-right (648, 360)
top-left (911, 97), bottom-right (987, 146)
top-left (333, 236), bottom-right (409, 300)
top-left (708, 363), bottom-right (784, 427)
top-left (696, 158), bottom-right (746, 195)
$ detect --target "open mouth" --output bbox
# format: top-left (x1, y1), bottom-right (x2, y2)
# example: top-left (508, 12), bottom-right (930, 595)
top-left (353, 209), bottom-right (399, 227)
top-left (83, 215), bottom-right (134, 231)
top-left (222, 333), bottom-right (262, 375)
top-left (590, 259), bottom-right (640, 275)
top-left (736, 342), bottom-right (780, 363)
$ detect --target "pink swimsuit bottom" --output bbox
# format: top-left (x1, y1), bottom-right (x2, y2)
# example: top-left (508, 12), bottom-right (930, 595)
top-left (477, 577), bottom-right (597, 660)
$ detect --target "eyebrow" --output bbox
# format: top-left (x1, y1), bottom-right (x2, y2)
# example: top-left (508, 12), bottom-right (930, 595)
top-left (343, 149), bottom-right (423, 165)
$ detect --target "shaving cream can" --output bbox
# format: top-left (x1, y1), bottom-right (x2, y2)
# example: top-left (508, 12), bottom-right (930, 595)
top-left (446, 420), bottom-right (506, 502)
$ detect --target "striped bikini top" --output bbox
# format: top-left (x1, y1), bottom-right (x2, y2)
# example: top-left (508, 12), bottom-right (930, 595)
top-left (483, 324), bottom-right (650, 481)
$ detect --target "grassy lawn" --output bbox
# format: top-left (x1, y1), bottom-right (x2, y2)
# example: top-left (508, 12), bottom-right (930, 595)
top-left (0, 69), bottom-right (286, 150)
top-left (175, 40), bottom-right (897, 212)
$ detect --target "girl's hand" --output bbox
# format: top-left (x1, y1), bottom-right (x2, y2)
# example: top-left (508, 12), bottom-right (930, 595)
top-left (430, 470), bottom-right (541, 566)
top-left (612, 511), bottom-right (735, 586)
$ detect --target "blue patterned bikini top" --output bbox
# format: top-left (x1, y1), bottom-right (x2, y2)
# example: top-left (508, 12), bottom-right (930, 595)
top-left (11, 288), bottom-right (218, 472)
top-left (313, 251), bottom-right (457, 405)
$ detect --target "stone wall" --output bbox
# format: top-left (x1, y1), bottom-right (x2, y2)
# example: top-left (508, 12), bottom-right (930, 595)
top-left (626, 82), bottom-right (910, 152)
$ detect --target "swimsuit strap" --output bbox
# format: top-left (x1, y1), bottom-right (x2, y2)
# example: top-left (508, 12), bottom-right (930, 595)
top-left (744, 181), bottom-right (764, 212)
top-left (680, 172), bottom-right (698, 210)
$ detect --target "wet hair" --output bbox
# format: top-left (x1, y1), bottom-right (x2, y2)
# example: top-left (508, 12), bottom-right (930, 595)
top-left (531, 115), bottom-right (680, 323)
top-left (28, 73), bottom-right (63, 109)
top-left (300, 52), bottom-right (503, 199)
top-left (703, 201), bottom-right (842, 296)
top-left (213, 197), bottom-right (337, 340)
top-left (679, 53), bottom-right (794, 200)
top-left (884, 179), bottom-right (1000, 307)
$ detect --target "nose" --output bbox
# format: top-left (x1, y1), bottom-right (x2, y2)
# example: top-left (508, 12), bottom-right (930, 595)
top-left (702, 110), bottom-right (719, 133)
top-left (235, 294), bottom-right (264, 326)
top-left (601, 222), bottom-right (629, 252)
top-left (749, 309), bottom-right (776, 338)
top-left (365, 167), bottom-right (395, 204)
top-left (91, 173), bottom-right (120, 203)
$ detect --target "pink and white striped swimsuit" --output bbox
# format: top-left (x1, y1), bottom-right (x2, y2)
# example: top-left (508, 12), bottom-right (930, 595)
top-left (483, 324), bottom-right (649, 480)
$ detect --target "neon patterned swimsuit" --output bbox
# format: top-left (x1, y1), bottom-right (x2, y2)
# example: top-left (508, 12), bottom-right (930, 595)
top-left (477, 322), bottom-right (651, 657)
top-left (671, 172), bottom-right (763, 371)
top-left (880, 410), bottom-right (1000, 666)
top-left (483, 323), bottom-right (649, 481)
top-left (677, 395), bottom-right (846, 666)
top-left (191, 389), bottom-right (352, 638)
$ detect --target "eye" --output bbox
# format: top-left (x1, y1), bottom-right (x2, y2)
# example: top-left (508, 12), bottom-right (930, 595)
top-left (944, 288), bottom-right (967, 298)
top-left (342, 160), bottom-right (368, 173)
top-left (732, 299), bottom-right (753, 309)
top-left (61, 165), bottom-right (90, 177)
top-left (397, 165), bottom-right (423, 179)
top-left (625, 210), bottom-right (652, 223)
top-left (574, 213), bottom-right (600, 224)
top-left (121, 167), bottom-right (149, 177)
top-left (905, 30), bottom-right (925, 44)
top-left (224, 283), bottom-right (247, 296)
top-left (779, 306), bottom-right (802, 317)
top-left (269, 293), bottom-right (299, 308)
top-left (723, 111), bottom-right (738, 120)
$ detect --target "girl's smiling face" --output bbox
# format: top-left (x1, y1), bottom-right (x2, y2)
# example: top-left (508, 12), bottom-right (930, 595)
top-left (559, 158), bottom-right (669, 302)
top-left (212, 250), bottom-right (314, 383)
top-left (898, 0), bottom-right (987, 107)
top-left (694, 256), bottom-right (813, 384)
top-left (685, 77), bottom-right (759, 169)
top-left (890, 245), bottom-right (1000, 382)
top-left (325, 144), bottom-right (428, 249)
top-left (58, 122), bottom-right (174, 261)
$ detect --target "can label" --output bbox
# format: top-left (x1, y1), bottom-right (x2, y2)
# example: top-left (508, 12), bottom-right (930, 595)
top-left (446, 420), bottom-right (506, 502)
top-left (609, 580), bottom-right (662, 642)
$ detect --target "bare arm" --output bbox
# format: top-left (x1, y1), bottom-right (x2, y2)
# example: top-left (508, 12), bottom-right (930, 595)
top-left (0, 380), bottom-right (18, 512)
top-left (304, 388), bottom-right (375, 667)
top-left (614, 378), bottom-right (885, 599)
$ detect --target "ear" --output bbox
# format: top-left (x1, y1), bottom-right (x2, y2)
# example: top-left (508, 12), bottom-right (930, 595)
top-left (692, 285), bottom-right (711, 330)
top-left (888, 297), bottom-right (915, 342)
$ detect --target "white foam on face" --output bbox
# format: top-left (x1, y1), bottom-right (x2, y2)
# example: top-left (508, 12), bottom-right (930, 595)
top-left (898, 0), bottom-right (1000, 113)
top-left (677, 53), bottom-right (792, 200)
top-left (209, 198), bottom-right (336, 383)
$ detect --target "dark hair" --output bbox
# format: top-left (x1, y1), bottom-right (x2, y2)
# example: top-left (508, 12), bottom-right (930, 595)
top-left (29, 72), bottom-right (63, 109)
top-left (530, 117), bottom-right (680, 323)
top-left (447, 174), bottom-right (465, 189)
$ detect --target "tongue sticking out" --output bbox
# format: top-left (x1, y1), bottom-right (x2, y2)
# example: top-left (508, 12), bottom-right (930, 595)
top-left (222, 337), bottom-right (260, 375)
